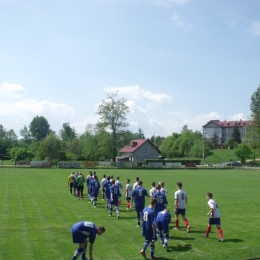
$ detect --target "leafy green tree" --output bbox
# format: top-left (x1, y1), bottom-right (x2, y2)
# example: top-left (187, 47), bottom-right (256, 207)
top-left (0, 125), bottom-right (18, 154)
top-left (9, 147), bottom-right (34, 161)
top-left (29, 116), bottom-right (50, 141)
top-left (59, 122), bottom-right (76, 142)
top-left (138, 128), bottom-right (145, 139)
top-left (244, 125), bottom-right (258, 161)
top-left (19, 126), bottom-right (31, 143)
top-left (96, 93), bottom-right (129, 161)
top-left (39, 132), bottom-right (65, 163)
top-left (231, 123), bottom-right (241, 144)
top-left (67, 138), bottom-right (83, 159)
top-left (234, 143), bottom-right (252, 164)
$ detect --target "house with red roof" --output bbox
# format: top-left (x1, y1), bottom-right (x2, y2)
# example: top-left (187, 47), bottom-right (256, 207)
top-left (202, 119), bottom-right (251, 145)
top-left (117, 139), bottom-right (161, 163)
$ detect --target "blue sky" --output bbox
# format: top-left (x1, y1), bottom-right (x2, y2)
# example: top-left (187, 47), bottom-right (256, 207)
top-left (0, 0), bottom-right (260, 138)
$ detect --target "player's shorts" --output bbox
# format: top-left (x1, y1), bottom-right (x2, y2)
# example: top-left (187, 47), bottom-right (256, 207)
top-left (156, 221), bottom-right (169, 234)
top-left (143, 234), bottom-right (158, 243)
top-left (111, 199), bottom-right (119, 207)
top-left (71, 230), bottom-right (88, 244)
top-left (92, 193), bottom-right (99, 198)
top-left (69, 182), bottom-right (73, 188)
top-left (135, 206), bottom-right (144, 214)
top-left (77, 186), bottom-right (83, 193)
top-left (208, 217), bottom-right (221, 225)
top-left (175, 208), bottom-right (186, 216)
top-left (126, 196), bottom-right (131, 201)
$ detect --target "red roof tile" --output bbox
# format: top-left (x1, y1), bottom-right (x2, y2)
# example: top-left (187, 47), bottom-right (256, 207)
top-left (120, 139), bottom-right (149, 153)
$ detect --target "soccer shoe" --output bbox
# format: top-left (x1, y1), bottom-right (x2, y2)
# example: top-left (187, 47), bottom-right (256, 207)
top-left (150, 256), bottom-right (157, 260)
top-left (187, 225), bottom-right (190, 233)
top-left (105, 206), bottom-right (108, 209)
top-left (136, 225), bottom-right (140, 227)
top-left (140, 250), bottom-right (146, 258)
top-left (109, 213), bottom-right (112, 217)
top-left (218, 238), bottom-right (224, 242)
top-left (117, 214), bottom-right (120, 219)
top-left (173, 227), bottom-right (179, 230)
top-left (202, 233), bottom-right (208, 238)
top-left (93, 206), bottom-right (96, 208)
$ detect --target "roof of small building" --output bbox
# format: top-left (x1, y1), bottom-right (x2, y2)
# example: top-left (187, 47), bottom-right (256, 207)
top-left (120, 139), bottom-right (161, 153)
top-left (203, 119), bottom-right (252, 128)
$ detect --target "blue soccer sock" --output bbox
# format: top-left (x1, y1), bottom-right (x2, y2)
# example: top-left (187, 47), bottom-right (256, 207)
top-left (137, 212), bottom-right (141, 225)
top-left (142, 240), bottom-right (149, 251)
top-left (71, 247), bottom-right (84, 260)
top-left (150, 243), bottom-right (155, 257)
top-left (116, 207), bottom-right (119, 214)
top-left (81, 248), bottom-right (86, 259)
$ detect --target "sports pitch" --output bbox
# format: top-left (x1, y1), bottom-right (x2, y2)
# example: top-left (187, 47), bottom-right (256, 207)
top-left (0, 167), bottom-right (259, 260)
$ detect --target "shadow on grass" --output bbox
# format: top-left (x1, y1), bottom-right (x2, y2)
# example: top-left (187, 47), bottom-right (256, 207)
top-left (224, 238), bottom-right (243, 243)
top-left (170, 236), bottom-right (195, 241)
top-left (167, 243), bottom-right (193, 253)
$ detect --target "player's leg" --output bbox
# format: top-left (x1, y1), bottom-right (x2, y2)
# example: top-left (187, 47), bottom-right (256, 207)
top-left (174, 212), bottom-right (179, 230)
top-left (181, 210), bottom-right (190, 232)
top-left (93, 195), bottom-right (97, 207)
top-left (71, 231), bottom-right (86, 260)
top-left (70, 183), bottom-right (73, 195)
top-left (216, 219), bottom-right (224, 241)
top-left (150, 240), bottom-right (156, 259)
top-left (202, 221), bottom-right (212, 238)
top-left (114, 200), bottom-right (120, 218)
top-left (109, 200), bottom-right (113, 216)
top-left (136, 207), bottom-right (141, 227)
top-left (140, 239), bottom-right (150, 257)
top-left (81, 239), bottom-right (88, 260)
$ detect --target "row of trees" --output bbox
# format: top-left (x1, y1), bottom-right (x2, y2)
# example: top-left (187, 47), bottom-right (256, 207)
top-left (1, 85), bottom-right (260, 164)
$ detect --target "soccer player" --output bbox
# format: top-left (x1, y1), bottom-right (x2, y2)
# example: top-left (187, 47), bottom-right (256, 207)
top-left (174, 182), bottom-right (190, 233)
top-left (156, 208), bottom-right (171, 250)
top-left (101, 174), bottom-right (107, 200)
top-left (76, 172), bottom-right (85, 199)
top-left (152, 185), bottom-right (168, 218)
top-left (131, 181), bottom-right (150, 227)
top-left (73, 172), bottom-right (78, 198)
top-left (103, 176), bottom-right (112, 210)
top-left (86, 172), bottom-right (94, 202)
top-left (91, 175), bottom-right (101, 208)
top-left (110, 180), bottom-right (120, 218)
top-left (133, 177), bottom-right (139, 190)
top-left (122, 179), bottom-right (132, 209)
top-left (140, 198), bottom-right (157, 260)
top-left (70, 221), bottom-right (105, 260)
top-left (115, 176), bottom-right (123, 206)
top-left (202, 192), bottom-right (224, 241)
top-left (159, 182), bottom-right (168, 197)
top-left (68, 171), bottom-right (74, 195)
top-left (149, 182), bottom-right (157, 197)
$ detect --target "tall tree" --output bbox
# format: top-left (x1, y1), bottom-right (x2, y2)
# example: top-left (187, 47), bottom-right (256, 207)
top-left (19, 125), bottom-right (32, 143)
top-left (59, 122), bottom-right (76, 142)
top-left (29, 116), bottom-right (50, 141)
top-left (234, 143), bottom-right (252, 164)
top-left (96, 93), bottom-right (129, 161)
top-left (231, 122), bottom-right (241, 144)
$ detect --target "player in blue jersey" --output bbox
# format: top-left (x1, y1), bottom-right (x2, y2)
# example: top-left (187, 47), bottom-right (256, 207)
top-left (155, 208), bottom-right (171, 250)
top-left (140, 198), bottom-right (157, 260)
top-left (131, 181), bottom-right (150, 227)
top-left (70, 221), bottom-right (105, 260)
top-left (110, 180), bottom-right (120, 218)
top-left (152, 185), bottom-right (168, 218)
top-left (86, 172), bottom-right (94, 202)
top-left (103, 176), bottom-right (112, 209)
top-left (91, 175), bottom-right (101, 208)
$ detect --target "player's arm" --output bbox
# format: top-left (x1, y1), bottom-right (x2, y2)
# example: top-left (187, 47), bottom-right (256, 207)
top-left (175, 196), bottom-right (178, 208)
top-left (207, 206), bottom-right (214, 216)
top-left (152, 223), bottom-right (156, 237)
top-left (89, 243), bottom-right (93, 260)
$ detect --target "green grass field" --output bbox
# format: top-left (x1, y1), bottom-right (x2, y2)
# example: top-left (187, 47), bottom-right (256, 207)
top-left (0, 168), bottom-right (260, 260)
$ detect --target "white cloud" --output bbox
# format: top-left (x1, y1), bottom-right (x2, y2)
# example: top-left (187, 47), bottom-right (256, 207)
top-left (228, 113), bottom-right (247, 121)
top-left (171, 12), bottom-right (192, 31)
top-left (249, 21), bottom-right (260, 36)
top-left (104, 85), bottom-right (171, 108)
top-left (73, 114), bottom-right (99, 135)
top-left (0, 82), bottom-right (26, 98)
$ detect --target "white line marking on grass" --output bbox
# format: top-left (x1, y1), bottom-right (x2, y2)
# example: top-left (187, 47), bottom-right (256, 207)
top-left (176, 239), bottom-right (203, 254)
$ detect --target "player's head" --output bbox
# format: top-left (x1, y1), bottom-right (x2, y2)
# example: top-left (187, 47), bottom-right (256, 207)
top-left (150, 198), bottom-right (157, 208)
top-left (156, 184), bottom-right (161, 191)
top-left (159, 181), bottom-right (165, 187)
top-left (103, 174), bottom-right (106, 178)
top-left (107, 176), bottom-right (110, 181)
top-left (206, 192), bottom-right (213, 199)
top-left (176, 182), bottom-right (182, 189)
top-left (111, 175), bottom-right (113, 179)
top-left (97, 226), bottom-right (106, 235)
top-left (111, 180), bottom-right (115, 184)
top-left (116, 176), bottom-right (119, 180)
top-left (126, 179), bottom-right (130, 183)
top-left (136, 177), bottom-right (139, 182)
top-left (94, 175), bottom-right (98, 180)
top-left (138, 180), bottom-right (143, 186)
top-left (151, 181), bottom-right (155, 187)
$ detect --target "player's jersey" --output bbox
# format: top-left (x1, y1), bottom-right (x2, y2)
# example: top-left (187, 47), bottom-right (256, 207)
top-left (68, 174), bottom-right (74, 184)
top-left (155, 210), bottom-right (171, 225)
top-left (142, 206), bottom-right (155, 237)
top-left (125, 183), bottom-right (132, 197)
top-left (101, 178), bottom-right (107, 188)
top-left (110, 185), bottom-right (120, 201)
top-left (103, 181), bottom-right (112, 198)
top-left (175, 189), bottom-right (187, 209)
top-left (152, 191), bottom-right (168, 216)
top-left (91, 180), bottom-right (100, 195)
top-left (133, 182), bottom-right (138, 190)
top-left (115, 180), bottom-right (123, 194)
top-left (132, 186), bottom-right (149, 208)
top-left (160, 188), bottom-right (168, 197)
top-left (208, 199), bottom-right (221, 218)
top-left (76, 175), bottom-right (85, 186)
top-left (150, 187), bottom-right (157, 197)
top-left (73, 174), bottom-right (78, 188)
top-left (71, 221), bottom-right (97, 244)
top-left (86, 176), bottom-right (94, 188)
